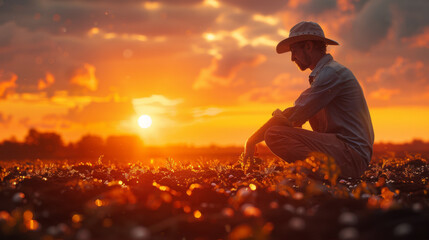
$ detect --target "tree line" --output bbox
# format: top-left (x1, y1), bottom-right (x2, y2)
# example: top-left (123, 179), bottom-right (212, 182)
top-left (0, 128), bottom-right (143, 160)
top-left (0, 128), bottom-right (244, 161)
top-left (0, 128), bottom-right (428, 161)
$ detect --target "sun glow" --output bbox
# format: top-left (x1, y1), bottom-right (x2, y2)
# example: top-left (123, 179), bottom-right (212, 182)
top-left (138, 115), bottom-right (152, 128)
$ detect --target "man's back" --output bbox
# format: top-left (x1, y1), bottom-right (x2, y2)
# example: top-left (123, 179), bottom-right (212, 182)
top-left (309, 59), bottom-right (374, 164)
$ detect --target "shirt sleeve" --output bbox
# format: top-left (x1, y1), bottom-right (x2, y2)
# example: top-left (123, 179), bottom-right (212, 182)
top-left (288, 66), bottom-right (343, 126)
top-left (281, 106), bottom-right (302, 127)
top-left (282, 107), bottom-right (295, 118)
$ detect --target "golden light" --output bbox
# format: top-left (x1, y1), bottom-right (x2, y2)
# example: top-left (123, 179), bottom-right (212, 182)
top-left (88, 27), bottom-right (100, 36)
top-left (203, 32), bottom-right (216, 41)
top-left (138, 114), bottom-right (152, 128)
top-left (95, 199), bottom-right (103, 207)
top-left (25, 220), bottom-right (39, 231)
top-left (183, 206), bottom-right (191, 213)
top-left (242, 204), bottom-right (261, 217)
top-left (0, 211), bottom-right (11, 221)
top-left (23, 210), bottom-right (33, 221)
top-left (144, 1), bottom-right (161, 10)
top-left (72, 214), bottom-right (82, 223)
top-left (193, 210), bottom-right (202, 219)
top-left (252, 14), bottom-right (279, 25)
top-left (204, 0), bottom-right (220, 8)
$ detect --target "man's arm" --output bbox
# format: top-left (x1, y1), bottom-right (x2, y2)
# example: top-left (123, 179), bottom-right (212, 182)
top-left (243, 111), bottom-right (292, 160)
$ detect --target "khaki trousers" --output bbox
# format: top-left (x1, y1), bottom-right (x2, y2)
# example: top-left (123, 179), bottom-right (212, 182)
top-left (264, 126), bottom-right (368, 178)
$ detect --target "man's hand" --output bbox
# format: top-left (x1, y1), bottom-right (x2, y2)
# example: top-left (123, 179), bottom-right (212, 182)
top-left (242, 139), bottom-right (256, 162)
top-left (241, 108), bottom-right (292, 167)
top-left (242, 138), bottom-right (258, 170)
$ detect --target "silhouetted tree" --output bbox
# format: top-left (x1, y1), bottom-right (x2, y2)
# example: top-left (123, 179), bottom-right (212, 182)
top-left (75, 134), bottom-right (105, 158)
top-left (0, 138), bottom-right (25, 160)
top-left (24, 128), bottom-right (64, 159)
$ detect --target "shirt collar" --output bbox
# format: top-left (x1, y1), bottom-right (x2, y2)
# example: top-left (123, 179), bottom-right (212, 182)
top-left (309, 54), bottom-right (333, 78)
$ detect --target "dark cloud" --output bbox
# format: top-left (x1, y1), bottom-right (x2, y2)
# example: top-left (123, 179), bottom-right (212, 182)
top-left (0, 0), bottom-right (218, 36)
top-left (365, 57), bottom-right (429, 106)
top-left (285, 0), bottom-right (429, 51)
top-left (393, 0), bottom-right (429, 38)
top-left (71, 0), bottom-right (203, 5)
top-left (285, 0), bottom-right (371, 15)
top-left (0, 0), bottom-right (218, 95)
top-left (342, 0), bottom-right (429, 51)
top-left (214, 48), bottom-right (266, 78)
top-left (0, 22), bottom-right (84, 93)
top-left (295, 0), bottom-right (337, 14)
top-left (341, 0), bottom-right (392, 51)
top-left (151, 0), bottom-right (203, 5)
top-left (0, 21), bottom-right (210, 96)
top-left (221, 0), bottom-right (287, 14)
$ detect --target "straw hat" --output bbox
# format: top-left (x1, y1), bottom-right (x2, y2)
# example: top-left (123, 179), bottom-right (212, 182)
top-left (276, 21), bottom-right (339, 53)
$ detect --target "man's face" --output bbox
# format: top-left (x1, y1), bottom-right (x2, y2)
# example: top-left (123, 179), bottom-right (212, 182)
top-left (290, 42), bottom-right (311, 71)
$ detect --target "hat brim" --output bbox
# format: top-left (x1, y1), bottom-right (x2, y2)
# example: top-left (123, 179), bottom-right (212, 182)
top-left (276, 35), bottom-right (339, 54)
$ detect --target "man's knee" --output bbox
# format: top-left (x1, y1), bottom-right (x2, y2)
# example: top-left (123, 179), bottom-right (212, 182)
top-left (264, 126), bottom-right (282, 147)
top-left (264, 126), bottom-right (275, 146)
top-left (264, 125), bottom-right (294, 145)
top-left (264, 126), bottom-right (296, 159)
top-left (264, 126), bottom-right (312, 163)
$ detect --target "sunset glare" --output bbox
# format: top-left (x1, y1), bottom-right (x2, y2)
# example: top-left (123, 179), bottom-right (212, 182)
top-left (0, 1), bottom-right (428, 145)
top-left (138, 115), bottom-right (152, 129)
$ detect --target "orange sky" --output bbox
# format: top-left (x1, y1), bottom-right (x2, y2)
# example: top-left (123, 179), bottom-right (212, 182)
top-left (0, 0), bottom-right (429, 146)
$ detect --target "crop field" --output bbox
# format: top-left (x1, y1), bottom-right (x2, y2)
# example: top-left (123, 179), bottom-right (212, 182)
top-left (0, 153), bottom-right (428, 240)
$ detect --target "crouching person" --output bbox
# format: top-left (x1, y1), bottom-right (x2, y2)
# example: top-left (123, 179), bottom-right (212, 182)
top-left (242, 21), bottom-right (374, 178)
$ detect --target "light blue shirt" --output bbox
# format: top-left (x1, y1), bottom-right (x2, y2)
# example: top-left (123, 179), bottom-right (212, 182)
top-left (287, 54), bottom-right (374, 163)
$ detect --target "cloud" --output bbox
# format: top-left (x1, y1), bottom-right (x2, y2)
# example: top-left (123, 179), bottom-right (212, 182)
top-left (193, 51), bottom-right (266, 89)
top-left (0, 22), bottom-right (87, 93)
top-left (366, 57), bottom-right (426, 85)
top-left (38, 72), bottom-right (55, 90)
top-left (0, 20), bottom-right (197, 95)
top-left (402, 27), bottom-right (429, 49)
top-left (132, 95), bottom-right (224, 128)
top-left (0, 1), bottom-right (223, 97)
top-left (281, 0), bottom-right (429, 51)
top-left (369, 88), bottom-right (400, 101)
top-left (221, 0), bottom-right (287, 14)
top-left (0, 22), bottom-right (53, 89)
top-left (0, 0), bottom-right (219, 37)
top-left (132, 94), bottom-right (183, 117)
top-left (290, 0), bottom-right (337, 14)
top-left (132, 94), bottom-right (183, 106)
top-left (340, 0), bottom-right (429, 51)
top-left (366, 57), bottom-right (429, 105)
top-left (192, 107), bottom-right (223, 118)
top-left (0, 0), bottom-right (283, 101)
top-left (239, 73), bottom-right (307, 103)
top-left (0, 70), bottom-right (17, 97)
top-left (215, 51), bottom-right (267, 78)
top-left (392, 0), bottom-right (429, 39)
top-left (340, 0), bottom-right (392, 51)
top-left (70, 63), bottom-right (98, 91)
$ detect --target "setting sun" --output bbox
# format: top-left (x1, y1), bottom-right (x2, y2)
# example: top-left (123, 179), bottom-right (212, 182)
top-left (138, 115), bottom-right (152, 128)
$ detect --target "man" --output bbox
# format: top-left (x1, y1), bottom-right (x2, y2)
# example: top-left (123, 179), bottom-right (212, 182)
top-left (243, 21), bottom-right (374, 178)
